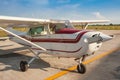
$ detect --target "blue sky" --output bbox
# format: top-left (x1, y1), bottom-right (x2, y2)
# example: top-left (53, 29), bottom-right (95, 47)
top-left (0, 0), bottom-right (119, 23)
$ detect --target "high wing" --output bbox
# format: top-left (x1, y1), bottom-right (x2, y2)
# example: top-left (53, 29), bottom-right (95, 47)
top-left (0, 15), bottom-right (50, 23)
top-left (0, 16), bottom-right (67, 26)
top-left (0, 15), bottom-right (50, 26)
top-left (0, 15), bottom-right (110, 25)
top-left (70, 20), bottom-right (110, 24)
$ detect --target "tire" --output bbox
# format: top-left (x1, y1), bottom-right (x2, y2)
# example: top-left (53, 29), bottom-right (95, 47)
top-left (77, 63), bottom-right (86, 74)
top-left (20, 61), bottom-right (28, 72)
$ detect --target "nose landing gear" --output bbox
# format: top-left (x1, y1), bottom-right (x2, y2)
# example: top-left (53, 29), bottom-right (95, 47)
top-left (75, 55), bottom-right (86, 74)
top-left (77, 63), bottom-right (86, 74)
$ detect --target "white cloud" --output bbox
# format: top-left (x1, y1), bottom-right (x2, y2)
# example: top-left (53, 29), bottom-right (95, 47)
top-left (92, 12), bottom-right (107, 19)
top-left (57, 0), bottom-right (70, 3)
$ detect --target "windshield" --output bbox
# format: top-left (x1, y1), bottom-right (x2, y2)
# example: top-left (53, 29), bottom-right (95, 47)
top-left (64, 20), bottom-right (74, 29)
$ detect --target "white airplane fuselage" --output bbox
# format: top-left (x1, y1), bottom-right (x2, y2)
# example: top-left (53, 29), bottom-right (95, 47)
top-left (10, 29), bottom-right (112, 58)
top-left (0, 15), bottom-right (112, 72)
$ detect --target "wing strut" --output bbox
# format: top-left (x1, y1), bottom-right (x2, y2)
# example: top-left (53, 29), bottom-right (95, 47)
top-left (0, 27), bottom-right (47, 51)
top-left (84, 23), bottom-right (89, 29)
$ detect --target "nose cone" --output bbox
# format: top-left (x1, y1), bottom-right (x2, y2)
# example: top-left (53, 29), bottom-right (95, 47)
top-left (101, 33), bottom-right (113, 42)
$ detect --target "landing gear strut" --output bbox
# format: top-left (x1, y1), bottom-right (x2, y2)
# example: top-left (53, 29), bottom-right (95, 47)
top-left (75, 55), bottom-right (86, 74)
top-left (20, 49), bottom-right (41, 72)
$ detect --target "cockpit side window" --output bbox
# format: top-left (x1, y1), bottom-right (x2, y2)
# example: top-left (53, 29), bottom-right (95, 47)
top-left (49, 23), bottom-right (69, 34)
top-left (28, 26), bottom-right (47, 36)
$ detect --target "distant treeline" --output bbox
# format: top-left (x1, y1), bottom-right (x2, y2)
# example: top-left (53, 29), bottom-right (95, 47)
top-left (91, 23), bottom-right (120, 26)
top-left (75, 23), bottom-right (120, 30)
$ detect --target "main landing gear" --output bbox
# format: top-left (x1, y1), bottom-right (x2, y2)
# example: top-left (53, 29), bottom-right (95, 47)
top-left (19, 49), bottom-right (41, 72)
top-left (75, 55), bottom-right (86, 74)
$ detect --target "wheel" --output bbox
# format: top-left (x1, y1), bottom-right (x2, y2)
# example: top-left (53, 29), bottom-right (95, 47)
top-left (77, 63), bottom-right (86, 74)
top-left (20, 61), bottom-right (28, 72)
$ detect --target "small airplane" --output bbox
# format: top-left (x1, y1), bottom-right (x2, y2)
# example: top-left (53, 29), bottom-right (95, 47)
top-left (0, 16), bottom-right (113, 74)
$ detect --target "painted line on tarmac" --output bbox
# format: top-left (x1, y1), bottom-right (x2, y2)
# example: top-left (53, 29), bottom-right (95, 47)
top-left (45, 47), bottom-right (120, 80)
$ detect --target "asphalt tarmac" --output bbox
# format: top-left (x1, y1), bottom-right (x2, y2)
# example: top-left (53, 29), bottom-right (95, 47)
top-left (0, 30), bottom-right (120, 80)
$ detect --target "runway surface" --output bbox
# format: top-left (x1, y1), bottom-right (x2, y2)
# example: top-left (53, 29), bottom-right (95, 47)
top-left (0, 30), bottom-right (120, 80)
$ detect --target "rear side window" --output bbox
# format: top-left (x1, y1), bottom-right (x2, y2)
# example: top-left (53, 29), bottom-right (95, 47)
top-left (28, 26), bottom-right (44, 36)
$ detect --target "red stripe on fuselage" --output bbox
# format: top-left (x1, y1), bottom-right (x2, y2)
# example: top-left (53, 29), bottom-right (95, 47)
top-left (22, 31), bottom-right (88, 43)
top-left (32, 47), bottom-right (82, 53)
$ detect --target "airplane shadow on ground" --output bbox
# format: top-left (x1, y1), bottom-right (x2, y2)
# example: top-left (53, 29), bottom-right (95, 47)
top-left (110, 50), bottom-right (120, 80)
top-left (0, 49), bottom-right (50, 72)
top-left (51, 66), bottom-right (78, 73)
